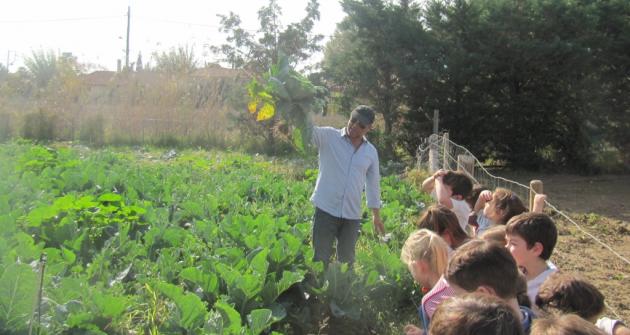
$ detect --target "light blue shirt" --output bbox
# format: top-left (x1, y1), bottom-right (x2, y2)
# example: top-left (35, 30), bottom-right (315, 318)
top-left (310, 126), bottom-right (381, 220)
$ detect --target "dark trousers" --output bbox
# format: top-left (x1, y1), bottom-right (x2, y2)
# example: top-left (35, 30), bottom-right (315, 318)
top-left (312, 207), bottom-right (361, 266)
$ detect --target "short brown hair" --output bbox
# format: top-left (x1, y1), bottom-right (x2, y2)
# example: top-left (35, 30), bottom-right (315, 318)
top-left (442, 171), bottom-right (473, 198)
top-left (446, 239), bottom-right (519, 299)
top-left (417, 205), bottom-right (469, 249)
top-left (535, 272), bottom-right (605, 321)
top-left (490, 188), bottom-right (527, 225)
top-left (531, 314), bottom-right (606, 335)
top-left (430, 293), bottom-right (524, 335)
top-left (506, 212), bottom-right (558, 260)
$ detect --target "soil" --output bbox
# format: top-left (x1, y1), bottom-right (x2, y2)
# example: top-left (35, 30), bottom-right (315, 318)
top-left (498, 172), bottom-right (630, 322)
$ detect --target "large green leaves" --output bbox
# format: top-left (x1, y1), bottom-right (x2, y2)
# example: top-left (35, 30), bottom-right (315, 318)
top-left (0, 263), bottom-right (38, 333)
top-left (156, 282), bottom-right (207, 331)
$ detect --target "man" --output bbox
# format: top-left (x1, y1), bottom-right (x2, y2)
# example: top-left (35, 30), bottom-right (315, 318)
top-left (310, 105), bottom-right (385, 266)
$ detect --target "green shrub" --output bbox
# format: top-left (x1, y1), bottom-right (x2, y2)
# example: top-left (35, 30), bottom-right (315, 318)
top-left (22, 109), bottom-right (56, 142)
top-left (78, 113), bottom-right (105, 146)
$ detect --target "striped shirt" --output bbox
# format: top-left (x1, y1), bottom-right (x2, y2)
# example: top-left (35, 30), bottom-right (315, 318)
top-left (422, 276), bottom-right (455, 320)
top-left (310, 126), bottom-right (381, 220)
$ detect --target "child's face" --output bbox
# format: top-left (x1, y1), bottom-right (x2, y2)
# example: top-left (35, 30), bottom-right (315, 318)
top-left (407, 260), bottom-right (432, 288)
top-left (483, 196), bottom-right (502, 221)
top-left (505, 233), bottom-right (539, 268)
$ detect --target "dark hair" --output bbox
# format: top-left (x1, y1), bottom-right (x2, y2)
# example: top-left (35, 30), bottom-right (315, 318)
top-left (430, 293), bottom-right (524, 335)
top-left (467, 184), bottom-right (489, 208)
top-left (535, 272), bottom-right (605, 320)
top-left (416, 205), bottom-right (469, 249)
top-left (531, 314), bottom-right (606, 335)
top-left (446, 239), bottom-right (520, 299)
top-left (442, 171), bottom-right (473, 198)
top-left (506, 212), bottom-right (558, 260)
top-left (490, 188), bottom-right (527, 225)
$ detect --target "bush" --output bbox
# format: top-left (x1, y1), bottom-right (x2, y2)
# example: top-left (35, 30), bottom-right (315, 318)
top-left (78, 114), bottom-right (105, 146)
top-left (0, 112), bottom-right (12, 141)
top-left (22, 109), bottom-right (56, 142)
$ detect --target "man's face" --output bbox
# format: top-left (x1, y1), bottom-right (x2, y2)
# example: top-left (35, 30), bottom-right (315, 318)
top-left (347, 117), bottom-right (371, 139)
top-left (505, 233), bottom-right (538, 268)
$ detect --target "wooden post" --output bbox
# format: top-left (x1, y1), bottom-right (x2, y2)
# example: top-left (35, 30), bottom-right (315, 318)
top-left (429, 134), bottom-right (440, 173)
top-left (442, 132), bottom-right (450, 170)
top-left (457, 154), bottom-right (475, 177)
top-left (529, 180), bottom-right (544, 211)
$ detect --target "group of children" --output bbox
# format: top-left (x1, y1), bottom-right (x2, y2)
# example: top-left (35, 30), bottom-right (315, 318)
top-left (397, 169), bottom-right (629, 335)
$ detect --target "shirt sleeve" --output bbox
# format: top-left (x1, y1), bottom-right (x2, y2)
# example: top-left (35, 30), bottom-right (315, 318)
top-left (365, 149), bottom-right (381, 209)
top-left (311, 126), bottom-right (326, 148)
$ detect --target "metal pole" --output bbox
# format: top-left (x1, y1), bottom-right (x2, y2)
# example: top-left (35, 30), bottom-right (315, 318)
top-left (125, 6), bottom-right (130, 70)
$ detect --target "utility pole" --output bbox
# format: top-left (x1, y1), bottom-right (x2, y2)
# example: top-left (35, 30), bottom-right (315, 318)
top-left (125, 5), bottom-right (130, 70)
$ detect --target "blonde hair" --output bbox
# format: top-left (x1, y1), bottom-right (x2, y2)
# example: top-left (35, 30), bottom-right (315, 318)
top-left (480, 225), bottom-right (507, 246)
top-left (401, 229), bottom-right (449, 276)
top-left (531, 314), bottom-right (605, 335)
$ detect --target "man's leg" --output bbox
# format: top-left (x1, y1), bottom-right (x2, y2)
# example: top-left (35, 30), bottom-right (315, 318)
top-left (312, 208), bottom-right (340, 267)
top-left (336, 219), bottom-right (362, 265)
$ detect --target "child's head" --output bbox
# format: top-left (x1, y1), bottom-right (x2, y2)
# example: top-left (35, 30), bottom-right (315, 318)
top-left (505, 213), bottom-right (558, 267)
top-left (480, 225), bottom-right (507, 246)
top-left (466, 184), bottom-right (488, 209)
top-left (429, 293), bottom-right (524, 335)
top-left (442, 170), bottom-right (473, 200)
top-left (416, 205), bottom-right (469, 249)
top-left (400, 229), bottom-right (449, 288)
top-left (446, 239), bottom-right (520, 300)
top-left (483, 188), bottom-right (527, 225)
top-left (535, 272), bottom-right (605, 322)
top-left (531, 314), bottom-right (606, 335)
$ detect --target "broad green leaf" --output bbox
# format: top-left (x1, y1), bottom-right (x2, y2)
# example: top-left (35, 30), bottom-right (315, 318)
top-left (156, 281), bottom-right (207, 330)
top-left (93, 292), bottom-right (128, 318)
top-left (249, 248), bottom-right (269, 278)
top-left (0, 263), bottom-right (38, 333)
top-left (247, 308), bottom-right (273, 335)
top-left (180, 267), bottom-right (218, 296)
top-left (98, 193), bottom-right (123, 203)
top-left (213, 300), bottom-right (242, 335)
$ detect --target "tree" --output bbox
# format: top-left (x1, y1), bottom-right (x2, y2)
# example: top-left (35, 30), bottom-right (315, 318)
top-left (24, 49), bottom-right (58, 88)
top-left (212, 0), bottom-right (323, 73)
top-left (153, 46), bottom-right (197, 74)
top-left (322, 0), bottom-right (427, 155)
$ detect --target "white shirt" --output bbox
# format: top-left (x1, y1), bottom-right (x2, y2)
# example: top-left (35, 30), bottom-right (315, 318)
top-left (310, 126), bottom-right (381, 220)
top-left (527, 261), bottom-right (558, 303)
top-left (431, 190), bottom-right (471, 233)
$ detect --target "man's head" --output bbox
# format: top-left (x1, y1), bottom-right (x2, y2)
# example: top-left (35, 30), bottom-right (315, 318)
top-left (442, 171), bottom-right (473, 200)
top-left (346, 105), bottom-right (375, 139)
top-left (446, 239), bottom-right (520, 300)
top-left (505, 213), bottom-right (557, 266)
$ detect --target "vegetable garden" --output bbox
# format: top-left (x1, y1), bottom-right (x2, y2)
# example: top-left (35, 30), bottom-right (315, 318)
top-left (0, 142), bottom-right (428, 334)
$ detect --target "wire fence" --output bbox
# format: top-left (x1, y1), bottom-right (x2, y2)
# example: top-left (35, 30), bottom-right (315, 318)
top-left (416, 132), bottom-right (629, 322)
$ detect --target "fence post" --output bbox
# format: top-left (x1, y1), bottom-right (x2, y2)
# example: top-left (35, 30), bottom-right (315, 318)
top-left (457, 154), bottom-right (475, 177)
top-left (429, 134), bottom-right (440, 173)
top-left (442, 132), bottom-right (450, 170)
top-left (529, 180), bottom-right (544, 211)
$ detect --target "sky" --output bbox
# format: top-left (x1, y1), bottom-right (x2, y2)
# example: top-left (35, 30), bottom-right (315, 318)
top-left (0, 0), bottom-right (345, 72)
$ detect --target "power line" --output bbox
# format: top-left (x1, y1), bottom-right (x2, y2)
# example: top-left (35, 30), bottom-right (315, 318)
top-left (0, 16), bottom-right (123, 24)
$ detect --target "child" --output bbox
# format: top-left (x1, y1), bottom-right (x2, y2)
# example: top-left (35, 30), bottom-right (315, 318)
top-left (535, 272), bottom-right (630, 335)
top-left (505, 212), bottom-right (558, 304)
top-left (401, 229), bottom-right (454, 335)
top-left (429, 293), bottom-right (525, 335)
top-left (446, 239), bottom-right (536, 334)
top-left (416, 205), bottom-right (470, 250)
top-left (422, 169), bottom-right (473, 232)
top-left (531, 314), bottom-right (607, 335)
top-left (476, 187), bottom-right (528, 229)
top-left (466, 184), bottom-right (493, 236)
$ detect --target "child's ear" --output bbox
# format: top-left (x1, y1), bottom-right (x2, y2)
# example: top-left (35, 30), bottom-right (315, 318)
top-left (475, 285), bottom-right (497, 297)
top-left (531, 242), bottom-right (544, 257)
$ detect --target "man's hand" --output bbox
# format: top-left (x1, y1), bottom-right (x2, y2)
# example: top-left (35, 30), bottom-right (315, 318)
top-left (403, 324), bottom-right (424, 335)
top-left (372, 210), bottom-right (385, 236)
